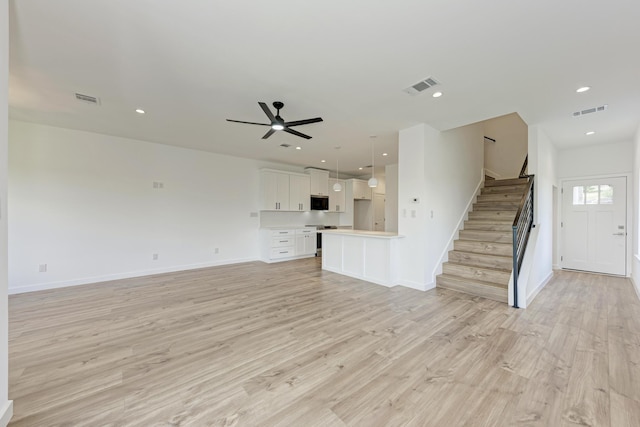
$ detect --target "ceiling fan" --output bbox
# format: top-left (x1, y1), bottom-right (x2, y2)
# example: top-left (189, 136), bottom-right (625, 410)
top-left (226, 101), bottom-right (323, 140)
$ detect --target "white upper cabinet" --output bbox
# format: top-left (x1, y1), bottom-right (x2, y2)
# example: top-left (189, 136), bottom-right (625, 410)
top-left (351, 179), bottom-right (372, 200)
top-left (309, 169), bottom-right (330, 196)
top-left (289, 174), bottom-right (311, 211)
top-left (260, 169), bottom-right (310, 211)
top-left (260, 170), bottom-right (290, 210)
top-left (328, 179), bottom-right (346, 212)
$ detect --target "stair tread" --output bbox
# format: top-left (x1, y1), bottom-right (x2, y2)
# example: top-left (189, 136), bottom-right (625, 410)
top-left (437, 273), bottom-right (508, 289)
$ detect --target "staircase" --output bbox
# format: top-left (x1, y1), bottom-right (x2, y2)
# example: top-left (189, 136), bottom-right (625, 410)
top-left (436, 177), bottom-right (529, 303)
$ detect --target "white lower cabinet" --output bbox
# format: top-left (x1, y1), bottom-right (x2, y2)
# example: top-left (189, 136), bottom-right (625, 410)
top-left (261, 228), bottom-right (317, 263)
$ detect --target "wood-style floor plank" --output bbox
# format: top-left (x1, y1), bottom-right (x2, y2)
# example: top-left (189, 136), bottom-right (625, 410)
top-left (7, 261), bottom-right (640, 426)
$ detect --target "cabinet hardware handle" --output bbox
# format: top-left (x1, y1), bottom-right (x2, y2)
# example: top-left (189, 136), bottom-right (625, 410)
top-left (280, 251), bottom-right (287, 254)
top-left (612, 232), bottom-right (625, 236)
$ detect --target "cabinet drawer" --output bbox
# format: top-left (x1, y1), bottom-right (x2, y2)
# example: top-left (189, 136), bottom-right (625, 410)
top-left (271, 237), bottom-right (295, 247)
top-left (270, 247), bottom-right (295, 259)
top-left (271, 229), bottom-right (294, 237)
top-left (296, 228), bottom-right (316, 235)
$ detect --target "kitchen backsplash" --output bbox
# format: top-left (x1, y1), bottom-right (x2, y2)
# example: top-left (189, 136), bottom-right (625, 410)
top-left (260, 211), bottom-right (343, 228)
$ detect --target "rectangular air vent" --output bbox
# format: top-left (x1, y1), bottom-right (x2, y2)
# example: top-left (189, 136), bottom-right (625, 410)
top-left (75, 93), bottom-right (100, 105)
top-left (403, 77), bottom-right (440, 96)
top-left (573, 104), bottom-right (607, 117)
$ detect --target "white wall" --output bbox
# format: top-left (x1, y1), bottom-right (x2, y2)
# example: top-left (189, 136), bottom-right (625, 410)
top-left (483, 113), bottom-right (528, 179)
top-left (523, 126), bottom-right (557, 305)
top-left (8, 120), bottom-right (306, 294)
top-left (632, 125), bottom-right (640, 298)
top-left (557, 140), bottom-right (633, 178)
top-left (397, 122), bottom-right (484, 290)
top-left (1, 1), bottom-right (12, 425)
top-left (385, 164), bottom-right (398, 232)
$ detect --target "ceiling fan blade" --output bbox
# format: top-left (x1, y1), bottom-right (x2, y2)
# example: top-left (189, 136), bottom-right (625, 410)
top-left (226, 119), bottom-right (270, 126)
top-left (284, 117), bottom-right (323, 127)
top-left (262, 128), bottom-right (276, 139)
top-left (284, 128), bottom-right (312, 139)
top-left (259, 102), bottom-right (276, 122)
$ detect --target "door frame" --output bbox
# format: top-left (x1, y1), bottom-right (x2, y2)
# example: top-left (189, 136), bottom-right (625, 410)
top-left (559, 173), bottom-right (631, 277)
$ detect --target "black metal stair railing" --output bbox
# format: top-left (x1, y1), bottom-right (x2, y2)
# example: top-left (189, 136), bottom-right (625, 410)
top-left (512, 163), bottom-right (534, 309)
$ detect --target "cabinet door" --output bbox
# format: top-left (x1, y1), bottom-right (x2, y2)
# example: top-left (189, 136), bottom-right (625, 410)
top-left (261, 171), bottom-right (290, 210)
top-left (329, 179), bottom-right (346, 212)
top-left (310, 169), bottom-right (330, 196)
top-left (290, 174), bottom-right (311, 211)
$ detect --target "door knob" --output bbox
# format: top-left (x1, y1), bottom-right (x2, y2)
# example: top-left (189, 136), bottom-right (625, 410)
top-left (612, 232), bottom-right (625, 236)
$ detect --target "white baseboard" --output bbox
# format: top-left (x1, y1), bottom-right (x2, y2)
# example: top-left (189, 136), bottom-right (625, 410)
top-left (0, 401), bottom-right (13, 427)
top-left (8, 257), bottom-right (259, 295)
top-left (527, 271), bottom-right (554, 306)
top-left (631, 275), bottom-right (640, 302)
top-left (395, 279), bottom-right (433, 292)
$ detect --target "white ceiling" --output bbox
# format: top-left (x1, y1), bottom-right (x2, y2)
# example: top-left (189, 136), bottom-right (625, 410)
top-left (8, 0), bottom-right (640, 175)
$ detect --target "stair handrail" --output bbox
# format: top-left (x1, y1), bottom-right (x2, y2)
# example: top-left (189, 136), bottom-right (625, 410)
top-left (519, 155), bottom-right (528, 178)
top-left (512, 174), bottom-right (534, 308)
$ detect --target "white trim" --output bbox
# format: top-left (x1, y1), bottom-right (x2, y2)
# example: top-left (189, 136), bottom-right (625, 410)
top-left (527, 271), bottom-right (554, 306)
top-left (431, 176), bottom-right (484, 281)
top-left (8, 257), bottom-right (258, 295)
top-left (395, 279), bottom-right (432, 292)
top-left (0, 401), bottom-right (13, 427)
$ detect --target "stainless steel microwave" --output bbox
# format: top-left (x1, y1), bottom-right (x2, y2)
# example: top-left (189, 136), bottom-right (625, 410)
top-left (310, 196), bottom-right (329, 211)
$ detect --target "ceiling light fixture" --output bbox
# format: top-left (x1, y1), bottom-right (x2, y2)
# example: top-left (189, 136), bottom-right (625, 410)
top-left (321, 160), bottom-right (326, 163)
top-left (333, 148), bottom-right (342, 192)
top-left (271, 123), bottom-right (284, 131)
top-left (382, 152), bottom-right (388, 156)
top-left (296, 146), bottom-right (301, 150)
top-left (586, 131), bottom-right (595, 135)
top-left (576, 86), bottom-right (590, 93)
top-left (359, 167), bottom-right (363, 170)
top-left (135, 109), bottom-right (145, 114)
top-left (368, 136), bottom-right (378, 188)
top-left (432, 91), bottom-right (443, 98)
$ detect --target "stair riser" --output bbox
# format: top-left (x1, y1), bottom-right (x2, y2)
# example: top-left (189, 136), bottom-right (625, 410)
top-left (463, 222), bottom-right (513, 232)
top-left (436, 276), bottom-right (508, 303)
top-left (443, 263), bottom-right (511, 285)
top-left (484, 178), bottom-right (529, 187)
top-left (454, 240), bottom-right (513, 256)
top-left (469, 211), bottom-right (516, 221)
top-left (474, 202), bottom-right (520, 211)
top-left (448, 251), bottom-right (513, 270)
top-left (477, 194), bottom-right (523, 202)
top-left (459, 230), bottom-right (512, 243)
top-left (481, 185), bottom-right (527, 194)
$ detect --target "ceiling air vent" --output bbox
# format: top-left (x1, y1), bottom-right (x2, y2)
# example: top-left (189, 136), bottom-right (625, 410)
top-left (75, 93), bottom-right (100, 105)
top-left (572, 104), bottom-right (607, 117)
top-left (279, 143), bottom-right (291, 148)
top-left (403, 77), bottom-right (440, 96)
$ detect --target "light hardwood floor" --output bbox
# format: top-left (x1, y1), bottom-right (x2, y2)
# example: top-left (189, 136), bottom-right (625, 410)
top-left (8, 259), bottom-right (640, 426)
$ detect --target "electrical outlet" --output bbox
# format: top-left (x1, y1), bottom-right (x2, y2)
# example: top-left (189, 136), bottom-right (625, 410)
top-left (214, 248), bottom-right (219, 254)
top-left (39, 264), bottom-right (47, 272)
top-left (249, 212), bottom-right (258, 218)
top-left (152, 253), bottom-right (158, 260)
top-left (411, 210), bottom-right (416, 218)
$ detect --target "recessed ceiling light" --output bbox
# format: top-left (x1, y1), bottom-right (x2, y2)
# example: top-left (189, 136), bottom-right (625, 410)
top-left (359, 167), bottom-right (363, 170)
top-left (382, 153), bottom-right (388, 156)
top-left (576, 86), bottom-right (590, 93)
top-left (586, 131), bottom-right (595, 135)
top-left (296, 146), bottom-right (301, 150)
top-left (135, 109), bottom-right (145, 114)
top-left (321, 160), bottom-right (326, 163)
top-left (432, 91), bottom-right (443, 98)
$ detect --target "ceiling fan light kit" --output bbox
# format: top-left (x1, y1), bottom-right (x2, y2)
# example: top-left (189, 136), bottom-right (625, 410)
top-left (227, 101), bottom-right (323, 140)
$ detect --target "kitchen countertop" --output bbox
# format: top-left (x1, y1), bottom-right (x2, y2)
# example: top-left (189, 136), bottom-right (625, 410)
top-left (321, 229), bottom-right (404, 239)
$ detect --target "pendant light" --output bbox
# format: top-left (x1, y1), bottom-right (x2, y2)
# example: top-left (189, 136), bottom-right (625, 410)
top-left (368, 136), bottom-right (378, 188)
top-left (333, 156), bottom-right (342, 192)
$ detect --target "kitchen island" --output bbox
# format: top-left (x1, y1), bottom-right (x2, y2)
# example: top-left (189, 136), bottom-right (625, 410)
top-left (321, 229), bottom-right (404, 287)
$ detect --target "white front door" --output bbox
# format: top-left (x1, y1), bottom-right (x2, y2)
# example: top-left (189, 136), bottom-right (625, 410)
top-left (562, 177), bottom-right (626, 275)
